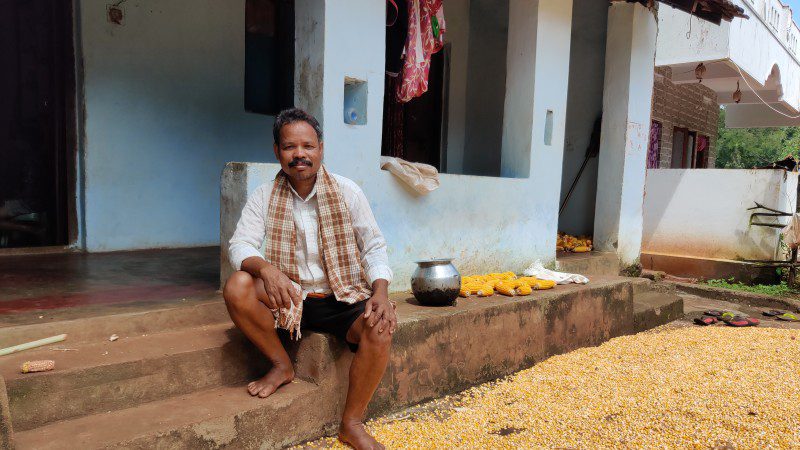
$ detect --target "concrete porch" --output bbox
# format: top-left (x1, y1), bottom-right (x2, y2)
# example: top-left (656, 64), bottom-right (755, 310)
top-left (0, 249), bottom-right (682, 449)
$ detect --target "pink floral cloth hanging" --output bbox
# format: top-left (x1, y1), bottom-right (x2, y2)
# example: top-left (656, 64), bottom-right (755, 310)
top-left (397, 0), bottom-right (445, 103)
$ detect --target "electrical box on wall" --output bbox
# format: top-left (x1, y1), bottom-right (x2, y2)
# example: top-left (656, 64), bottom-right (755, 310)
top-left (344, 77), bottom-right (367, 125)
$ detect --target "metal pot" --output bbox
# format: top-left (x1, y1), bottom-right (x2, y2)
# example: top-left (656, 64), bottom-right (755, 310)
top-left (411, 258), bottom-right (461, 306)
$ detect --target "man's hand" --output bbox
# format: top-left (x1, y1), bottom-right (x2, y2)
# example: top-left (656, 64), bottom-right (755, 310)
top-left (258, 264), bottom-right (302, 311)
top-left (364, 279), bottom-right (396, 334)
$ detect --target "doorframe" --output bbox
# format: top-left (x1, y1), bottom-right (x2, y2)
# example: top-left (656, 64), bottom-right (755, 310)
top-left (0, 0), bottom-right (80, 256)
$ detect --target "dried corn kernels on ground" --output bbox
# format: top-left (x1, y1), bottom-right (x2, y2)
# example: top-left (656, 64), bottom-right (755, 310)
top-left (460, 272), bottom-right (555, 297)
top-left (557, 233), bottom-right (592, 252)
top-left (312, 327), bottom-right (800, 450)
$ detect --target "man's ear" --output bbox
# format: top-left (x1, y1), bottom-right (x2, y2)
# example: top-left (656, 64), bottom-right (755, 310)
top-left (273, 143), bottom-right (279, 160)
top-left (319, 141), bottom-right (324, 161)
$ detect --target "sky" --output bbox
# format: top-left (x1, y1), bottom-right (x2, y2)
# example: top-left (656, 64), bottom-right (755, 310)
top-left (784, 0), bottom-right (800, 23)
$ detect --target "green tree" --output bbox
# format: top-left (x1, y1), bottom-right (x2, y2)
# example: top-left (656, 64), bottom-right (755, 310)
top-left (715, 108), bottom-right (800, 168)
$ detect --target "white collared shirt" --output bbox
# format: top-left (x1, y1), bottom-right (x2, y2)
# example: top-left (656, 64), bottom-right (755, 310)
top-left (228, 173), bottom-right (393, 293)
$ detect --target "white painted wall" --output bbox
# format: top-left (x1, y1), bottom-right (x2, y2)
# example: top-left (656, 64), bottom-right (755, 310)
top-left (643, 169), bottom-right (799, 260)
top-left (79, 0), bottom-right (275, 251)
top-left (594, 2), bottom-right (657, 266)
top-left (656, 0), bottom-right (800, 111)
top-left (222, 0), bottom-right (575, 290)
top-left (559, 0), bottom-right (608, 236)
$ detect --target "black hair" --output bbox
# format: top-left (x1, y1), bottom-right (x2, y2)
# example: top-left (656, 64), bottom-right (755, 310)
top-left (272, 108), bottom-right (323, 145)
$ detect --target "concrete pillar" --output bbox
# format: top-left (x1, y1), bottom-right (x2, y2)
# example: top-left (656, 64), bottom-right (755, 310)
top-left (293, 0), bottom-right (385, 177)
top-left (593, 1), bottom-right (657, 268)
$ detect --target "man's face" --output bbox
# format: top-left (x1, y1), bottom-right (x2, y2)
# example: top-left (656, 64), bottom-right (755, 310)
top-left (273, 121), bottom-right (324, 182)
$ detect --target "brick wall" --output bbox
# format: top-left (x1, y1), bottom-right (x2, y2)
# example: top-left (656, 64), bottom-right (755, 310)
top-left (650, 66), bottom-right (720, 168)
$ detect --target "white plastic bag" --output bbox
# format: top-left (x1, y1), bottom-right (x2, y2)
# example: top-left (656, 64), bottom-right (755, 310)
top-left (380, 156), bottom-right (440, 195)
top-left (523, 260), bottom-right (589, 285)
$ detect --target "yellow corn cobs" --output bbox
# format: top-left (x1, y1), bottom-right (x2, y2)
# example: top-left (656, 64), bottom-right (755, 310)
top-left (21, 360), bottom-right (55, 374)
top-left (557, 233), bottom-right (593, 252)
top-left (460, 271), bottom-right (557, 298)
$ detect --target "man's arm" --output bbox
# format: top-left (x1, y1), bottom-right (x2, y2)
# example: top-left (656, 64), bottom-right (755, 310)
top-left (229, 186), bottom-right (300, 310)
top-left (344, 183), bottom-right (396, 334)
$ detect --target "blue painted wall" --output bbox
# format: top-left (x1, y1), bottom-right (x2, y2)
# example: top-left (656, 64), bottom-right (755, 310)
top-left (79, 0), bottom-right (276, 251)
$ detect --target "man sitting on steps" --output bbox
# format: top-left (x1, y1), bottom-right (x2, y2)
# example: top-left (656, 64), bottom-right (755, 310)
top-left (224, 108), bottom-right (396, 450)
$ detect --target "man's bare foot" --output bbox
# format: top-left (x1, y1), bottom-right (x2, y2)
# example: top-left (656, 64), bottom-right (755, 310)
top-left (338, 421), bottom-right (384, 450)
top-left (246, 365), bottom-right (294, 398)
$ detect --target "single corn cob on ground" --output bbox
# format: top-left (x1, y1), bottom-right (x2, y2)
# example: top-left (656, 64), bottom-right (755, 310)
top-left (21, 360), bottom-right (55, 373)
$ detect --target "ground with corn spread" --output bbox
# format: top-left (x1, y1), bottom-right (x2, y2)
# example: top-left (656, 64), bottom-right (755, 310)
top-left (307, 325), bottom-right (800, 449)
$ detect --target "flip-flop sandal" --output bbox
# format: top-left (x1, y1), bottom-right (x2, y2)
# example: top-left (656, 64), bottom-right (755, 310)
top-left (723, 316), bottom-right (760, 327)
top-left (694, 315), bottom-right (719, 326)
top-left (720, 312), bottom-right (737, 321)
top-left (763, 310), bottom-right (786, 317)
top-left (776, 313), bottom-right (800, 322)
top-left (704, 310), bottom-right (724, 317)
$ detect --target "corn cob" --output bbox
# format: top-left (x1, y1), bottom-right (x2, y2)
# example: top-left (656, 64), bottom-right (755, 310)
top-left (495, 281), bottom-right (516, 296)
top-left (459, 286), bottom-right (472, 297)
top-left (531, 279), bottom-right (557, 290)
top-left (515, 283), bottom-right (532, 295)
top-left (21, 360), bottom-right (55, 374)
top-left (572, 246), bottom-right (591, 253)
top-left (477, 284), bottom-right (494, 297)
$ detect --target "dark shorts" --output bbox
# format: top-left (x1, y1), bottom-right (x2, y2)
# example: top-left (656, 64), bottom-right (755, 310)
top-left (301, 295), bottom-right (366, 352)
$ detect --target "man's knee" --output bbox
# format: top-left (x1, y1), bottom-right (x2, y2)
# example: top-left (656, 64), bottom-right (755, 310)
top-left (223, 271), bottom-right (254, 308)
top-left (361, 324), bottom-right (392, 349)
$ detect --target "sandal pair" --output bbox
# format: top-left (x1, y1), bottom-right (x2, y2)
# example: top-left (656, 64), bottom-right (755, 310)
top-left (763, 310), bottom-right (800, 322)
top-left (694, 310), bottom-right (759, 327)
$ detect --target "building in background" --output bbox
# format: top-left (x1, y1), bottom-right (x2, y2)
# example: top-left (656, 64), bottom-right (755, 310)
top-left (642, 0), bottom-right (800, 280)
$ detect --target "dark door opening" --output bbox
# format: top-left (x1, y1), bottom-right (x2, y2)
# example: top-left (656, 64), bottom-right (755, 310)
top-left (0, 0), bottom-right (75, 249)
top-left (381, 46), bottom-right (449, 170)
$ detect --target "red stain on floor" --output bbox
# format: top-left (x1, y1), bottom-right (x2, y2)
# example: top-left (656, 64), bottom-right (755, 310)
top-left (0, 284), bottom-right (213, 314)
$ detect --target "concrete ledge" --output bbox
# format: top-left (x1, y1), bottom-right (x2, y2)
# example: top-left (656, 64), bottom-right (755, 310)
top-left (669, 281), bottom-right (800, 313)
top-left (368, 277), bottom-right (635, 417)
top-left (641, 252), bottom-right (781, 285)
top-left (10, 277), bottom-right (676, 448)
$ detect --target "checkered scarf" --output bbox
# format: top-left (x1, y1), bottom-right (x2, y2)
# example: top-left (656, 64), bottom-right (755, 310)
top-left (265, 165), bottom-right (373, 338)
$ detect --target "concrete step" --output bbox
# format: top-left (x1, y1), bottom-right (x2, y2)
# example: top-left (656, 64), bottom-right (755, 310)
top-left (12, 380), bottom-right (334, 450)
top-left (3, 277), bottom-right (648, 447)
top-left (0, 298), bottom-right (229, 348)
top-left (2, 322), bottom-right (333, 432)
top-left (633, 291), bottom-right (684, 333)
top-left (556, 251), bottom-right (619, 277)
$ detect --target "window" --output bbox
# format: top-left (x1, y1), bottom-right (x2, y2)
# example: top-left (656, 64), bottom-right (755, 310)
top-left (244, 0), bottom-right (294, 115)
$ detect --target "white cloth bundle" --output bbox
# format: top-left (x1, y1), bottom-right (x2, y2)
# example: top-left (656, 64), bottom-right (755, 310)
top-left (523, 260), bottom-right (589, 285)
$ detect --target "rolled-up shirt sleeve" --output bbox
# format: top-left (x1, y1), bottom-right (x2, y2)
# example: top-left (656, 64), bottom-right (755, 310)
top-left (347, 184), bottom-right (393, 285)
top-left (228, 184), bottom-right (269, 271)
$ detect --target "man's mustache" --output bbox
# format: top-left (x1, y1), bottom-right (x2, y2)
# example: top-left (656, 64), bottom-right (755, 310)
top-left (288, 158), bottom-right (313, 167)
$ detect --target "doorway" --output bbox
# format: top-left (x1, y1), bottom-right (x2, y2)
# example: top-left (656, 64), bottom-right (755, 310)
top-left (381, 46), bottom-right (449, 170)
top-left (0, 0), bottom-right (76, 249)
